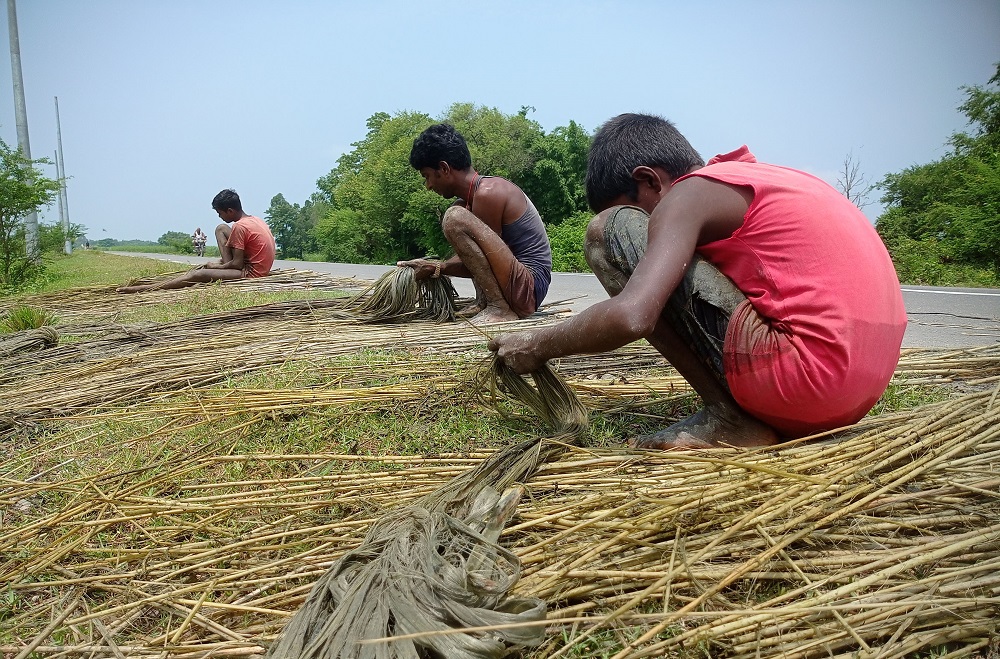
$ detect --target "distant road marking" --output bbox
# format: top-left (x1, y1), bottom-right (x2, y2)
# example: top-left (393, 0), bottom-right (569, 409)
top-left (902, 288), bottom-right (1000, 297)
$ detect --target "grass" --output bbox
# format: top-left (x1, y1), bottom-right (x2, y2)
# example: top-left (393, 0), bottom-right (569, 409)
top-left (32, 249), bottom-right (184, 291)
top-left (0, 305), bottom-right (57, 332)
top-left (1, 250), bottom-right (993, 658)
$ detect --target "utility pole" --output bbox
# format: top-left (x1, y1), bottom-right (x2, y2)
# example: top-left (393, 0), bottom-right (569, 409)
top-left (55, 96), bottom-right (70, 254)
top-left (55, 149), bottom-right (64, 230)
top-left (6, 0), bottom-right (39, 261)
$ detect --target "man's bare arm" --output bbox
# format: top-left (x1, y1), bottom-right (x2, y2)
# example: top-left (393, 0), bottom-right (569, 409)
top-left (206, 247), bottom-right (246, 271)
top-left (489, 177), bottom-right (751, 372)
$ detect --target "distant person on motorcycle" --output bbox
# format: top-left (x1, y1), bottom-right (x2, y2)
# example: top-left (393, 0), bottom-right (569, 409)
top-left (192, 227), bottom-right (208, 256)
top-left (117, 189), bottom-right (276, 293)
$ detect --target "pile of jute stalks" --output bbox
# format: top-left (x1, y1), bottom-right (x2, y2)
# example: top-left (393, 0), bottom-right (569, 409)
top-left (0, 270), bottom-right (997, 658)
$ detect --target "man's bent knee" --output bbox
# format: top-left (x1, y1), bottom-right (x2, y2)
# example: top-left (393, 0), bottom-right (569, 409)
top-left (583, 212), bottom-right (609, 270)
top-left (591, 205), bottom-right (650, 283)
top-left (441, 205), bottom-right (477, 240)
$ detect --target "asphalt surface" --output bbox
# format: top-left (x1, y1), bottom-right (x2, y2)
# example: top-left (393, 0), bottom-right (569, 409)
top-left (111, 252), bottom-right (1000, 349)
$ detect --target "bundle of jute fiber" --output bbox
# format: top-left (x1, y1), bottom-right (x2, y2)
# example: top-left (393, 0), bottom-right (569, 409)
top-left (0, 326), bottom-right (58, 358)
top-left (264, 357), bottom-right (588, 659)
top-left (349, 266), bottom-right (460, 322)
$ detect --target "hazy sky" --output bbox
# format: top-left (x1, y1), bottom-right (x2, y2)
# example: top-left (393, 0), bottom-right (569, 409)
top-left (2, 0), bottom-right (998, 244)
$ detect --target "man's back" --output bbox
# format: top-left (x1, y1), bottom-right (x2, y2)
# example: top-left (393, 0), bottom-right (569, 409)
top-left (229, 215), bottom-right (276, 277)
top-left (681, 149), bottom-right (907, 434)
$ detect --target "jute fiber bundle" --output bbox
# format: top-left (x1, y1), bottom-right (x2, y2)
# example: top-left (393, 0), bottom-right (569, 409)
top-left (264, 358), bottom-right (589, 658)
top-left (0, 325), bottom-right (58, 357)
top-left (0, 300), bottom-right (562, 433)
top-left (348, 266), bottom-right (460, 323)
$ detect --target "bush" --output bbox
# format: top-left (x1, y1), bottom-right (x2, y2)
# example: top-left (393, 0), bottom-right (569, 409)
top-left (882, 234), bottom-right (999, 287)
top-left (547, 211), bottom-right (592, 272)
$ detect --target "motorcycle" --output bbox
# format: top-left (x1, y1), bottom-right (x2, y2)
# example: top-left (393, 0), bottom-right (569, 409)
top-left (193, 237), bottom-right (207, 257)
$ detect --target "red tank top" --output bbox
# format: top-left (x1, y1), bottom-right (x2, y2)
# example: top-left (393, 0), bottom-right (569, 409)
top-left (679, 147), bottom-right (907, 436)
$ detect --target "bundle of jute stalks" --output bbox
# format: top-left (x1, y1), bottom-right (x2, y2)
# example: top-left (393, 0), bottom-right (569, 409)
top-left (2, 341), bottom-right (997, 657)
top-left (349, 266), bottom-right (462, 322)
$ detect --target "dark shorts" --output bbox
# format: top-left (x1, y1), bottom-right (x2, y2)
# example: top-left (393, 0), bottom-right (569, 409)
top-left (504, 262), bottom-right (536, 319)
top-left (603, 205), bottom-right (749, 392)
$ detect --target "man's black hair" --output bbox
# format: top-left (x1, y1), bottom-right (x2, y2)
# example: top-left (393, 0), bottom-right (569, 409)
top-left (585, 113), bottom-right (704, 212)
top-left (409, 123), bottom-right (473, 171)
top-left (211, 189), bottom-right (243, 212)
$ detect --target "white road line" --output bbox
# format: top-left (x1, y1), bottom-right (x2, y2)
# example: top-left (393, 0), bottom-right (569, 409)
top-left (902, 288), bottom-right (1000, 297)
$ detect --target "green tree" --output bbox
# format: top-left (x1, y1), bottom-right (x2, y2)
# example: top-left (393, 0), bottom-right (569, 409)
top-left (314, 208), bottom-right (375, 263)
top-left (158, 230), bottom-right (193, 254)
top-left (877, 64), bottom-right (1000, 282)
top-left (265, 193), bottom-right (316, 259)
top-left (520, 120), bottom-right (592, 225)
top-left (0, 138), bottom-right (60, 288)
top-left (314, 110), bottom-right (435, 263)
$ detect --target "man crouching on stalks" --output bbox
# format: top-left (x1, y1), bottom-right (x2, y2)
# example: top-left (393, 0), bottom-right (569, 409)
top-left (397, 124), bottom-right (552, 325)
top-left (490, 113), bottom-right (907, 449)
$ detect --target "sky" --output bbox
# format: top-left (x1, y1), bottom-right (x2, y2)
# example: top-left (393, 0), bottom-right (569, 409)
top-left (2, 0), bottom-right (999, 244)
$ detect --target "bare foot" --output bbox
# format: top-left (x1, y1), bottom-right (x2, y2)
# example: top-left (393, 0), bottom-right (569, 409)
top-left (630, 404), bottom-right (779, 450)
top-left (456, 302), bottom-right (484, 318)
top-left (116, 285), bottom-right (145, 294)
top-left (470, 308), bottom-right (520, 325)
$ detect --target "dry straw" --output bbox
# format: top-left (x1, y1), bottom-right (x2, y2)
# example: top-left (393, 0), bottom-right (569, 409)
top-left (1, 271), bottom-right (998, 658)
top-left (3, 378), bottom-right (997, 657)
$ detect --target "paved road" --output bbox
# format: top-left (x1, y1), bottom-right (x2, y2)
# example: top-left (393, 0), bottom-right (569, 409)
top-left (111, 252), bottom-right (1000, 349)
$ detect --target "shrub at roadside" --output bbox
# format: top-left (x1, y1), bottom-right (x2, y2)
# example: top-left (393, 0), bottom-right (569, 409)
top-left (0, 138), bottom-right (61, 290)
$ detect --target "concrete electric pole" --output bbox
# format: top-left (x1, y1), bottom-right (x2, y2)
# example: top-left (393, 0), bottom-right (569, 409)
top-left (6, 0), bottom-right (39, 261)
top-left (55, 96), bottom-right (70, 254)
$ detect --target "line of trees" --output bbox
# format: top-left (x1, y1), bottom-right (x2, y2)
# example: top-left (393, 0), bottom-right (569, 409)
top-left (4, 70), bottom-right (997, 291)
top-left (265, 103), bottom-right (595, 271)
top-left (875, 64), bottom-right (1000, 286)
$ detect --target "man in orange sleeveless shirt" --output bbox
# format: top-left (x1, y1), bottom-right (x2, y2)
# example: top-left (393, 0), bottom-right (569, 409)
top-left (490, 113), bottom-right (907, 449)
top-left (118, 189), bottom-right (276, 293)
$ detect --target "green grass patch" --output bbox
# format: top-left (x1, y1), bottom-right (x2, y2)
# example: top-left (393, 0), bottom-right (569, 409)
top-left (18, 250), bottom-right (184, 294)
top-left (867, 381), bottom-right (954, 416)
top-left (0, 304), bottom-right (57, 332)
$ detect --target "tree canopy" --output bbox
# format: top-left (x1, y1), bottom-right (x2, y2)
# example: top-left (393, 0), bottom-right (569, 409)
top-left (305, 104), bottom-right (592, 267)
top-left (876, 64), bottom-right (1000, 285)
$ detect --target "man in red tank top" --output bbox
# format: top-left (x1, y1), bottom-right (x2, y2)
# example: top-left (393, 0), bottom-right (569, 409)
top-left (490, 114), bottom-right (907, 449)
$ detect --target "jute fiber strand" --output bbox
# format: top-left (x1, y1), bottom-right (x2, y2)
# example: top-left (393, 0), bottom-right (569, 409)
top-left (0, 325), bottom-right (59, 357)
top-left (0, 268), bottom-right (369, 321)
top-left (0, 300), bottom-right (563, 435)
top-left (264, 358), bottom-right (588, 659)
